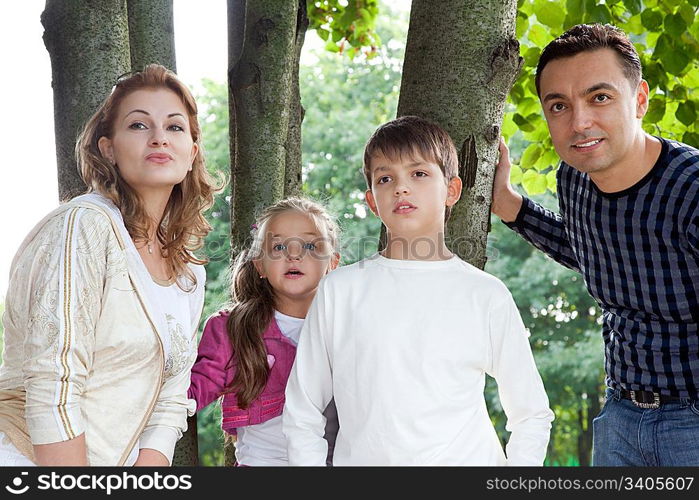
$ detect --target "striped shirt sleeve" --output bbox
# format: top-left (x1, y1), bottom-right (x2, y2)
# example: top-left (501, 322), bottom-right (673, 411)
top-left (504, 196), bottom-right (581, 273)
top-left (23, 208), bottom-right (111, 445)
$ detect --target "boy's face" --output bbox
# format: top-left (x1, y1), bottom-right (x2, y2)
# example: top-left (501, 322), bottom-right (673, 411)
top-left (365, 150), bottom-right (461, 240)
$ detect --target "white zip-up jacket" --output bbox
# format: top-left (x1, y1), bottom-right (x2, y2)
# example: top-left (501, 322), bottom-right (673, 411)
top-left (0, 193), bottom-right (204, 465)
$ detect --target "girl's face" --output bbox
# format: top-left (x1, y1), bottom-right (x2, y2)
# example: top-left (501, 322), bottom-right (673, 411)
top-left (254, 211), bottom-right (338, 315)
top-left (98, 88), bottom-right (199, 197)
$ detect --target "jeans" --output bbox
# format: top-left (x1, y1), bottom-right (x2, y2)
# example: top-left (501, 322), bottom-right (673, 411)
top-left (592, 388), bottom-right (699, 466)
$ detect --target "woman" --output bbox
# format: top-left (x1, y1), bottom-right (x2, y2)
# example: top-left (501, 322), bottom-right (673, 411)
top-left (0, 64), bottom-right (217, 466)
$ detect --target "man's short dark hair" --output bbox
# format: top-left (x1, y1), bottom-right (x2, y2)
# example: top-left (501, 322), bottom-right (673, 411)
top-left (535, 23), bottom-right (642, 95)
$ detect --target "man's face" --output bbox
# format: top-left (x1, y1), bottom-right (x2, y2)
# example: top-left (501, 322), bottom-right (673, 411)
top-left (538, 48), bottom-right (649, 176)
top-left (365, 150), bottom-right (461, 240)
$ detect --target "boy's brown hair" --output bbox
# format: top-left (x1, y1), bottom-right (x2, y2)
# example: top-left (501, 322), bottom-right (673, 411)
top-left (362, 115), bottom-right (459, 221)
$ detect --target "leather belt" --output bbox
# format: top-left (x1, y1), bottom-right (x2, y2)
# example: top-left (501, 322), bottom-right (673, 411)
top-left (619, 389), bottom-right (683, 409)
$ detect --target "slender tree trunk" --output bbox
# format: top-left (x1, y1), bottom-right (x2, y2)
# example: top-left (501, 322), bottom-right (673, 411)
top-left (397, 0), bottom-right (522, 268)
top-left (284, 1), bottom-right (309, 198)
top-left (42, 0), bottom-right (131, 202)
top-left (127, 0), bottom-right (177, 71)
top-left (228, 0), bottom-right (298, 253)
top-left (578, 389), bottom-right (601, 466)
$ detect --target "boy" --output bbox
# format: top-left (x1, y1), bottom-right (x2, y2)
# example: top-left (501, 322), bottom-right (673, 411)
top-left (283, 116), bottom-right (553, 465)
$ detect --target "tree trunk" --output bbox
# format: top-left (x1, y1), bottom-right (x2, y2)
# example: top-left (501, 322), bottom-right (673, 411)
top-left (126, 0), bottom-right (177, 71)
top-left (578, 389), bottom-right (601, 466)
top-left (397, 0), bottom-right (522, 268)
top-left (283, 1), bottom-right (308, 198)
top-left (228, 0), bottom-right (299, 253)
top-left (42, 0), bottom-right (131, 202)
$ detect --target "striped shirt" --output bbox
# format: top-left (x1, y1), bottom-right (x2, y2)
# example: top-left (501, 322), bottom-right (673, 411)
top-left (505, 138), bottom-right (699, 398)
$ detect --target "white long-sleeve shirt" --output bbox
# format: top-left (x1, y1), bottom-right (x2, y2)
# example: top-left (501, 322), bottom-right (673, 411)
top-left (283, 254), bottom-right (554, 466)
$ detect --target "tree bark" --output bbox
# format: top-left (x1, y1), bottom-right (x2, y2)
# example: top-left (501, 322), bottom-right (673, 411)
top-left (228, 0), bottom-right (299, 253)
top-left (397, 0), bottom-right (522, 268)
top-left (126, 0), bottom-right (177, 71)
top-left (42, 0), bottom-right (131, 202)
top-left (283, 1), bottom-right (308, 198)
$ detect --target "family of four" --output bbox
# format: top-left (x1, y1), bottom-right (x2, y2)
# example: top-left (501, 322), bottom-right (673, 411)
top-left (0, 23), bottom-right (696, 467)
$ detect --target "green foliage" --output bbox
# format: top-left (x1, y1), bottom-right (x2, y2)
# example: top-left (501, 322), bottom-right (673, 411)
top-left (506, 0), bottom-right (699, 195)
top-left (307, 0), bottom-right (381, 60)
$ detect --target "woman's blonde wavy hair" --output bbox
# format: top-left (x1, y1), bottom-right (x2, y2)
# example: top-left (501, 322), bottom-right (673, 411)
top-left (76, 64), bottom-right (219, 290)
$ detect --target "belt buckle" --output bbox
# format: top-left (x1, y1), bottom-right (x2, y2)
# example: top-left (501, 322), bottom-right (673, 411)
top-left (630, 390), bottom-right (660, 409)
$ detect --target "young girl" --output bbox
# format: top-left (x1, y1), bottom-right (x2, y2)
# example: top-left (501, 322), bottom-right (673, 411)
top-left (188, 197), bottom-right (340, 466)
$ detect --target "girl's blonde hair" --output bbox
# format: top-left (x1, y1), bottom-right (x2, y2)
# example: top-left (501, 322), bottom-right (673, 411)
top-left (76, 64), bottom-right (219, 290)
top-left (225, 197), bottom-right (340, 408)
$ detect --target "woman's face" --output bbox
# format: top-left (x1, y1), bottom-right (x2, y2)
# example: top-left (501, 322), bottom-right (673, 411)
top-left (98, 88), bottom-right (198, 196)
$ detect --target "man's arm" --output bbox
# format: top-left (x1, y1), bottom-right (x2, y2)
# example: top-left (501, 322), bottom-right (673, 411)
top-left (283, 280), bottom-right (334, 466)
top-left (492, 139), bottom-right (581, 273)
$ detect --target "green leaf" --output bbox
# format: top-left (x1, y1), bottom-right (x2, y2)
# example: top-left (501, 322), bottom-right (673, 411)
top-left (546, 169), bottom-right (558, 192)
top-left (625, 14), bottom-right (644, 35)
top-left (521, 143), bottom-right (543, 168)
top-left (640, 8), bottom-right (663, 30)
top-left (652, 34), bottom-right (672, 60)
top-left (324, 39), bottom-right (340, 53)
top-left (516, 12), bottom-right (529, 39)
top-left (676, 101), bottom-right (697, 127)
top-left (317, 28), bottom-right (330, 41)
top-left (518, 97), bottom-right (541, 116)
top-left (662, 49), bottom-right (690, 76)
top-left (522, 169), bottom-right (548, 195)
top-left (662, 0), bottom-right (683, 7)
top-left (588, 4), bottom-right (612, 23)
top-left (645, 98), bottom-right (666, 123)
top-left (527, 22), bottom-right (551, 48)
top-left (664, 13), bottom-right (688, 38)
top-left (566, 0), bottom-right (584, 18)
top-left (524, 47), bottom-right (541, 68)
top-left (684, 67), bottom-right (699, 88)
top-left (513, 113), bottom-right (536, 132)
top-left (623, 0), bottom-right (642, 15)
top-left (682, 131), bottom-right (699, 147)
top-left (510, 164), bottom-right (524, 185)
top-left (679, 4), bottom-right (695, 26)
top-left (534, 1), bottom-right (565, 29)
top-left (502, 113), bottom-right (518, 138)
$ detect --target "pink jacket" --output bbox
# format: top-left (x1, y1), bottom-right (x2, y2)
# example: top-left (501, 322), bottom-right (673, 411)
top-left (187, 311), bottom-right (297, 435)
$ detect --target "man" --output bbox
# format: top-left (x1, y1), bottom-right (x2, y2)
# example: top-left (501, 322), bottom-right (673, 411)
top-left (492, 23), bottom-right (699, 466)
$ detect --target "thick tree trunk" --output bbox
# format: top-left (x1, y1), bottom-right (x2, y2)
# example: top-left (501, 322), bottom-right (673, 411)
top-left (228, 0), bottom-right (299, 253)
top-left (397, 0), bottom-right (522, 268)
top-left (42, 0), bottom-right (131, 202)
top-left (127, 0), bottom-right (177, 71)
top-left (283, 1), bottom-right (308, 198)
